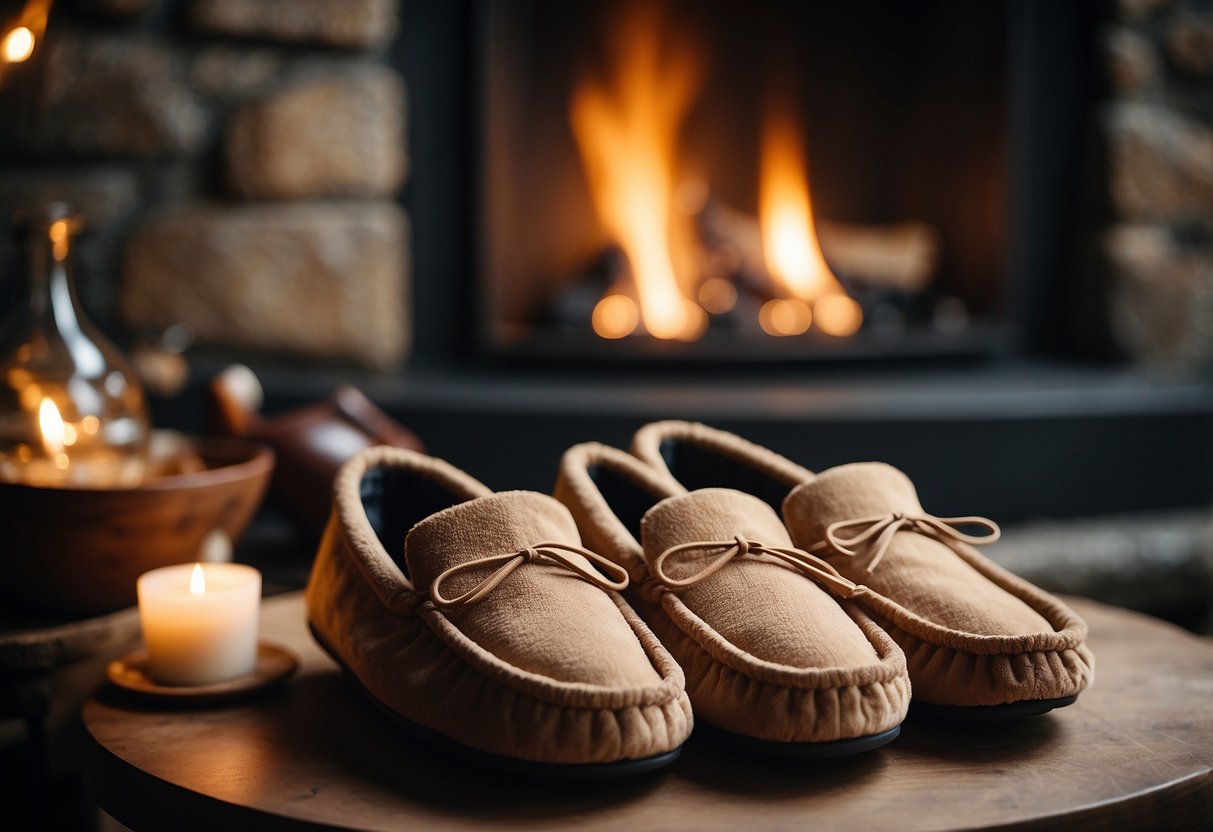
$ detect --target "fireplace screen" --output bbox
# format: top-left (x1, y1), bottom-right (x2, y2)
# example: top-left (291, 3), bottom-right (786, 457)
top-left (479, 0), bottom-right (1010, 360)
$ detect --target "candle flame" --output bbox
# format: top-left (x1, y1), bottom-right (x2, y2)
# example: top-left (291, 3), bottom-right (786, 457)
top-left (38, 397), bottom-right (65, 454)
top-left (1, 0), bottom-right (53, 70)
top-left (2, 26), bottom-right (34, 63)
top-left (190, 563), bottom-right (206, 596)
top-left (48, 219), bottom-right (70, 260)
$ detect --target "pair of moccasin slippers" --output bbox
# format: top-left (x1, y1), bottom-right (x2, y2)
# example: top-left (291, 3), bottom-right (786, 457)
top-left (306, 421), bottom-right (1094, 778)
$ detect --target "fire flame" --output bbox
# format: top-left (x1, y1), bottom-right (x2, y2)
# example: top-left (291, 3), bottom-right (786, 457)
top-left (570, 5), bottom-right (703, 341)
top-left (759, 107), bottom-right (862, 336)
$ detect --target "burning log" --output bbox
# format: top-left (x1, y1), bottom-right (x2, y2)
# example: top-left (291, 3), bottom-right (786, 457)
top-left (548, 194), bottom-right (942, 341)
top-left (696, 198), bottom-right (941, 295)
top-left (819, 220), bottom-right (941, 295)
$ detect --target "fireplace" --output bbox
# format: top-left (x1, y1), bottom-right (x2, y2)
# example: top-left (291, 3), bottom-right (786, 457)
top-left (478, 0), bottom-right (1011, 361)
top-left (385, 0), bottom-right (1124, 367)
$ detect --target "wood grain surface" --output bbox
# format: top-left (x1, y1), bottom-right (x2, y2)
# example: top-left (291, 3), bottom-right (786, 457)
top-left (1, 605), bottom-right (140, 672)
top-left (82, 593), bottom-right (1213, 832)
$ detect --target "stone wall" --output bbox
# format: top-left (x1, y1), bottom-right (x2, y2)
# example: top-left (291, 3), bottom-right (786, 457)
top-left (0, 0), bottom-right (409, 370)
top-left (1101, 0), bottom-right (1213, 371)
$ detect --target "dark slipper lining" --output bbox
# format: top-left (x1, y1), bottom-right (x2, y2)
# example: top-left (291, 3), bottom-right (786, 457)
top-left (661, 439), bottom-right (790, 512)
top-left (359, 467), bottom-right (466, 576)
top-left (588, 462), bottom-right (662, 540)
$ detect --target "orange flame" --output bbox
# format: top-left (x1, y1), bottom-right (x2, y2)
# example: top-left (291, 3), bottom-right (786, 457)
top-left (569, 5), bottom-right (703, 341)
top-left (759, 106), bottom-right (862, 336)
top-left (2, 0), bottom-right (52, 65)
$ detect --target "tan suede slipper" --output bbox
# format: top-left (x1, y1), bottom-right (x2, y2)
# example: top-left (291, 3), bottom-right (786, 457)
top-left (633, 421), bottom-right (1095, 718)
top-left (556, 442), bottom-right (910, 756)
top-left (306, 446), bottom-right (692, 776)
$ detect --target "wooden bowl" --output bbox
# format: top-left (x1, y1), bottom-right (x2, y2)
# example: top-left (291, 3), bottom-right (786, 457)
top-left (1, 438), bottom-right (274, 616)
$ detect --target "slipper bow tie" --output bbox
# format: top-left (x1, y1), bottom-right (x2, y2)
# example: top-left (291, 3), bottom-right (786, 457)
top-left (430, 542), bottom-right (629, 608)
top-left (651, 534), bottom-right (862, 599)
top-left (809, 512), bottom-right (1001, 574)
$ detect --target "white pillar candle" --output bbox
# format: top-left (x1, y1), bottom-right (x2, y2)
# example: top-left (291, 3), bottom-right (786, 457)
top-left (136, 562), bottom-right (261, 686)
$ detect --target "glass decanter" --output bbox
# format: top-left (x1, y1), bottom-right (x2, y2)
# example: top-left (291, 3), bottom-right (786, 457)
top-left (0, 204), bottom-right (149, 487)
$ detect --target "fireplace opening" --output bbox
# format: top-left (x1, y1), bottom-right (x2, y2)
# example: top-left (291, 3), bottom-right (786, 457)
top-left (478, 0), bottom-right (1012, 361)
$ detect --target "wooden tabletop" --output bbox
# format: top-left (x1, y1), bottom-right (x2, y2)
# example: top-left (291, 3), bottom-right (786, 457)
top-left (1, 605), bottom-right (139, 673)
top-left (81, 593), bottom-right (1213, 832)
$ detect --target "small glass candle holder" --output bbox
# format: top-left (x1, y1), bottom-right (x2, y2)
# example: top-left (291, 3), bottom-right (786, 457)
top-left (0, 203), bottom-right (149, 487)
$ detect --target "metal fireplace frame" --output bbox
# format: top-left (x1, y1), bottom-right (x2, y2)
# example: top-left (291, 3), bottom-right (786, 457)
top-left (393, 0), bottom-right (1108, 368)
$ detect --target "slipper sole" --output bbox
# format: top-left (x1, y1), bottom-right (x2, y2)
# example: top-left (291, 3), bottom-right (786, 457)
top-left (910, 694), bottom-right (1079, 722)
top-left (692, 721), bottom-right (901, 759)
top-left (308, 621), bottom-right (684, 779)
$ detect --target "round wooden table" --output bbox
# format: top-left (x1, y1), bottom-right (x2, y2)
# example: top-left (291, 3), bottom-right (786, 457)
top-left (81, 593), bottom-right (1213, 831)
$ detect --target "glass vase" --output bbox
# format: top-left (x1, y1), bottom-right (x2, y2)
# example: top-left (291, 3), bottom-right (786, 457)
top-left (0, 203), bottom-right (149, 487)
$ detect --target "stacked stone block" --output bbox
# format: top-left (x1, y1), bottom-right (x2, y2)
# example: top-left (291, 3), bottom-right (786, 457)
top-left (1101, 0), bottom-right (1213, 370)
top-left (0, 0), bottom-right (409, 370)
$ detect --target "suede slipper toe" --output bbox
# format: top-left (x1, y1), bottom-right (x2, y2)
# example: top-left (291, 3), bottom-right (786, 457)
top-left (632, 420), bottom-right (1095, 716)
top-left (306, 446), bottom-right (692, 776)
top-left (556, 442), bottom-right (910, 756)
top-left (782, 463), bottom-right (1093, 715)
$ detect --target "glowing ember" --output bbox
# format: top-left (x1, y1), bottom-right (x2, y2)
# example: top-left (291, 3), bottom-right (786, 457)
top-left (569, 5), bottom-right (702, 341)
top-left (814, 293), bottom-right (863, 337)
top-left (592, 294), bottom-right (640, 339)
top-left (697, 277), bottom-right (738, 315)
top-left (758, 298), bottom-right (813, 337)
